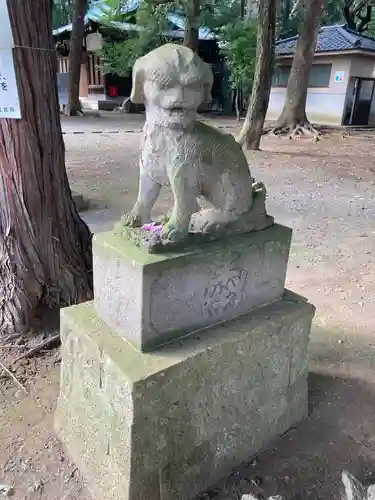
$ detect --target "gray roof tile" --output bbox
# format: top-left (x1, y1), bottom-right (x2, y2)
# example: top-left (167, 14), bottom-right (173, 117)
top-left (276, 24), bottom-right (375, 56)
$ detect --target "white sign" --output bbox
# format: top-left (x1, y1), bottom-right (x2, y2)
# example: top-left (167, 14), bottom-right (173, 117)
top-left (0, 1), bottom-right (20, 119)
top-left (0, 0), bottom-right (14, 49)
top-left (0, 49), bottom-right (21, 119)
top-left (334, 71), bottom-right (345, 83)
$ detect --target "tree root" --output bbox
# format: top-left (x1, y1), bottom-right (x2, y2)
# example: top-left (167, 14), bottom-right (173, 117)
top-left (0, 361), bottom-right (28, 394)
top-left (10, 334), bottom-right (60, 365)
top-left (269, 121), bottom-right (321, 142)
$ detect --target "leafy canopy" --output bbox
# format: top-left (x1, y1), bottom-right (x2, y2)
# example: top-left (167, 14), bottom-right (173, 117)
top-left (218, 21), bottom-right (257, 90)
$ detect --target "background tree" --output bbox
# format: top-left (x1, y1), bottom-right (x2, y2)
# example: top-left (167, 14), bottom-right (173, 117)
top-left (146, 0), bottom-right (201, 51)
top-left (100, 0), bottom-right (246, 78)
top-left (66, 0), bottom-right (88, 116)
top-left (271, 0), bottom-right (324, 138)
top-left (100, 1), bottom-right (172, 76)
top-left (278, 0), bottom-right (345, 39)
top-left (0, 0), bottom-right (92, 338)
top-left (218, 22), bottom-right (257, 120)
top-left (237, 0), bottom-right (276, 149)
top-left (184, 0), bottom-right (200, 50)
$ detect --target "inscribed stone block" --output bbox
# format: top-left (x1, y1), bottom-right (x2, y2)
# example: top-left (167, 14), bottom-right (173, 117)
top-left (93, 224), bottom-right (292, 351)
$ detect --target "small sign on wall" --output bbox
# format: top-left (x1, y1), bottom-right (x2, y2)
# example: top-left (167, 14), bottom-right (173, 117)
top-left (334, 71), bottom-right (345, 83)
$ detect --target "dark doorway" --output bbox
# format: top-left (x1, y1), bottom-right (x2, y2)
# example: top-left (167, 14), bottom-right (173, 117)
top-left (343, 77), bottom-right (375, 125)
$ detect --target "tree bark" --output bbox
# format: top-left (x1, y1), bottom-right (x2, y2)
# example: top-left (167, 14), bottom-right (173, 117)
top-left (0, 0), bottom-right (92, 339)
top-left (237, 0), bottom-right (276, 150)
top-left (183, 0), bottom-right (200, 52)
top-left (66, 0), bottom-right (87, 116)
top-left (271, 0), bottom-right (324, 138)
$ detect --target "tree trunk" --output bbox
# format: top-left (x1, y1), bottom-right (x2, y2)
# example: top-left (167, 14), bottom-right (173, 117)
top-left (271, 0), bottom-right (324, 138)
top-left (66, 0), bottom-right (87, 116)
top-left (183, 0), bottom-right (200, 52)
top-left (235, 86), bottom-right (241, 121)
top-left (237, 0), bottom-right (276, 150)
top-left (240, 0), bottom-right (245, 19)
top-left (0, 0), bottom-right (92, 339)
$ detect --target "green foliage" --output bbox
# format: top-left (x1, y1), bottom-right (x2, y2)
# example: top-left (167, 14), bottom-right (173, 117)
top-left (200, 0), bottom-right (242, 31)
top-left (99, 0), bottom-right (244, 76)
top-left (278, 0), bottom-right (345, 39)
top-left (52, 0), bottom-right (73, 29)
top-left (218, 21), bottom-right (257, 92)
top-left (98, 0), bottom-right (353, 81)
top-left (100, 1), bottom-right (176, 76)
top-left (322, 0), bottom-right (345, 26)
top-left (368, 12), bottom-right (375, 36)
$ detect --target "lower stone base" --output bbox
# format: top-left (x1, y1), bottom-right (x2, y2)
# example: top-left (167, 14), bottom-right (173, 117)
top-left (55, 292), bottom-right (315, 500)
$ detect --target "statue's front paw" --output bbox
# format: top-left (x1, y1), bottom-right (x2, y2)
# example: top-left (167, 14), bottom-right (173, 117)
top-left (200, 220), bottom-right (224, 234)
top-left (161, 222), bottom-right (187, 244)
top-left (121, 212), bottom-right (142, 228)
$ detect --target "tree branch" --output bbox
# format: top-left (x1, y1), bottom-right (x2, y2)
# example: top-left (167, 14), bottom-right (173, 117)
top-left (289, 0), bottom-right (303, 18)
top-left (353, 0), bottom-right (369, 15)
top-left (357, 5), bottom-right (372, 31)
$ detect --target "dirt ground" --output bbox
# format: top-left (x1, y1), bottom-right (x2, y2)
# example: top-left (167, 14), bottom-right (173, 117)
top-left (1, 114), bottom-right (375, 500)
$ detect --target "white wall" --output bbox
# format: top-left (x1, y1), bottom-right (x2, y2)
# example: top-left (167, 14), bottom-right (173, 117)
top-left (267, 90), bottom-right (347, 125)
top-left (349, 55), bottom-right (375, 79)
top-left (267, 55), bottom-right (351, 125)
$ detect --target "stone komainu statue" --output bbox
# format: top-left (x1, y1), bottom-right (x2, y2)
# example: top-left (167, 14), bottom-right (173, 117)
top-left (122, 43), bottom-right (273, 245)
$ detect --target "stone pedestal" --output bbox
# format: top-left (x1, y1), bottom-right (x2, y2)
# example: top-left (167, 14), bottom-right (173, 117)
top-left (55, 224), bottom-right (315, 500)
top-left (93, 224), bottom-right (292, 351)
top-left (55, 294), bottom-right (314, 500)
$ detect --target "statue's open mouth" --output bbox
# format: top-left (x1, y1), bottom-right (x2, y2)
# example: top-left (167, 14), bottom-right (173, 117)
top-left (170, 107), bottom-right (184, 113)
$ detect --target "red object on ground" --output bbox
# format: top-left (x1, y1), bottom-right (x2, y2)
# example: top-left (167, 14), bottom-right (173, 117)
top-left (108, 86), bottom-right (118, 97)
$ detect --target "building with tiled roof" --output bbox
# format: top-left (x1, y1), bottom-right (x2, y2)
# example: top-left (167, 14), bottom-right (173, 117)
top-left (53, 0), bottom-right (216, 111)
top-left (267, 25), bottom-right (375, 126)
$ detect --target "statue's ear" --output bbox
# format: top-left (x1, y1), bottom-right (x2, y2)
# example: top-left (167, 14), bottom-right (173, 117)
top-left (368, 485), bottom-right (375, 500)
top-left (342, 470), bottom-right (366, 500)
top-left (130, 59), bottom-right (145, 104)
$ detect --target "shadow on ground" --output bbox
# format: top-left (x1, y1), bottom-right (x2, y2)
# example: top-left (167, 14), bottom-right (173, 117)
top-left (234, 372), bottom-right (375, 500)
top-left (201, 325), bottom-right (375, 500)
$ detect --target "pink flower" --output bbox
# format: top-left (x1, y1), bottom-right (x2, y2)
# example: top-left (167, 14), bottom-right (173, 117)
top-left (141, 222), bottom-right (163, 235)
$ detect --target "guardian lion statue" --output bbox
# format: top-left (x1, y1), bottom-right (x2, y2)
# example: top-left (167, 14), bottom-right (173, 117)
top-left (122, 43), bottom-right (273, 245)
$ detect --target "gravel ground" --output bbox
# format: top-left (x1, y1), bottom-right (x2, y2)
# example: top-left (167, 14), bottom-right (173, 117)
top-left (0, 117), bottom-right (374, 500)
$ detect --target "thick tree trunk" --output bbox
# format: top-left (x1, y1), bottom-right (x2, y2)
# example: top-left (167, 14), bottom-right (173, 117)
top-left (66, 0), bottom-right (87, 116)
top-left (237, 0), bottom-right (276, 150)
top-left (271, 0), bottom-right (324, 138)
top-left (183, 0), bottom-right (200, 52)
top-left (0, 0), bottom-right (92, 339)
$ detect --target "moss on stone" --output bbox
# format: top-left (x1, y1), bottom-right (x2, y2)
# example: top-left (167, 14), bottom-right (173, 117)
top-left (95, 223), bottom-right (292, 268)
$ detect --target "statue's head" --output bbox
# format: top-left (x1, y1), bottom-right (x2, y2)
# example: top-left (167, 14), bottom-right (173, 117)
top-left (130, 44), bottom-right (213, 125)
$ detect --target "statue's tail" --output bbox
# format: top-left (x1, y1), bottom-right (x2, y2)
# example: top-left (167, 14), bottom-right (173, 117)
top-left (252, 181), bottom-right (267, 200)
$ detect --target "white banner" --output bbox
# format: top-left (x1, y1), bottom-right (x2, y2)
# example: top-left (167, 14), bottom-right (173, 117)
top-left (0, 0), bottom-right (14, 49)
top-left (0, 49), bottom-right (21, 119)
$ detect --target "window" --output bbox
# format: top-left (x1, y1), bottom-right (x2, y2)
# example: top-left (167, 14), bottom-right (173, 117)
top-left (88, 54), bottom-right (104, 87)
top-left (272, 63), bottom-right (332, 88)
top-left (308, 64), bottom-right (332, 87)
top-left (272, 66), bottom-right (290, 87)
